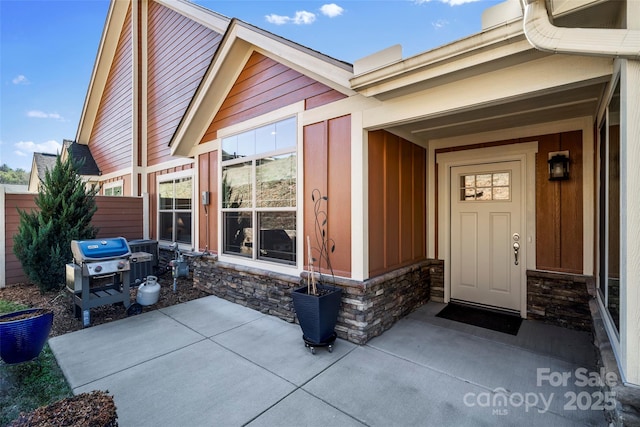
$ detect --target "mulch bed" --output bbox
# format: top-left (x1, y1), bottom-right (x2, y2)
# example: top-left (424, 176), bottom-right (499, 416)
top-left (0, 274), bottom-right (208, 337)
top-left (8, 390), bottom-right (118, 427)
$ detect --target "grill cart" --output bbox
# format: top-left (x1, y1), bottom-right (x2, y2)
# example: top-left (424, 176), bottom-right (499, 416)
top-left (66, 237), bottom-right (132, 326)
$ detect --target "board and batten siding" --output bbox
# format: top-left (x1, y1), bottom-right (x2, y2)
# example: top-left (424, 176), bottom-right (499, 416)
top-left (147, 1), bottom-right (222, 166)
top-left (201, 52), bottom-right (347, 143)
top-left (303, 115), bottom-right (352, 278)
top-left (368, 130), bottom-right (426, 278)
top-left (3, 194), bottom-right (143, 286)
top-left (535, 130), bottom-right (583, 274)
top-left (89, 4), bottom-right (134, 175)
top-left (198, 151), bottom-right (218, 253)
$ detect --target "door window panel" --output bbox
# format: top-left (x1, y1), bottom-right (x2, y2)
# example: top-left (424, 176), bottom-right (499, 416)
top-left (460, 172), bottom-right (510, 201)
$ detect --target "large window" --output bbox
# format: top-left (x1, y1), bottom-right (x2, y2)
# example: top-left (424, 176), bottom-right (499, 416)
top-left (159, 175), bottom-right (193, 245)
top-left (599, 79), bottom-right (620, 333)
top-left (221, 117), bottom-right (297, 265)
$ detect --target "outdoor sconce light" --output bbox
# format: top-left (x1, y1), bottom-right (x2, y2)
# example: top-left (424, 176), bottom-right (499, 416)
top-left (548, 151), bottom-right (570, 181)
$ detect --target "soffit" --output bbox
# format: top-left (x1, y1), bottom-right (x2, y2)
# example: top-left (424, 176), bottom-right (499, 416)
top-left (385, 81), bottom-right (606, 143)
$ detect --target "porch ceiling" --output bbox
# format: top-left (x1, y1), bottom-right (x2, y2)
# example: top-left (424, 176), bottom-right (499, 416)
top-left (387, 80), bottom-right (606, 142)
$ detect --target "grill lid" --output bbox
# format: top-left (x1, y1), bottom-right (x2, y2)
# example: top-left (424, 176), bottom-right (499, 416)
top-left (71, 237), bottom-right (131, 262)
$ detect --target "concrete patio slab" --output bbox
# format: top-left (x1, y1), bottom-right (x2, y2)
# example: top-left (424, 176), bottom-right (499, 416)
top-left (413, 302), bottom-right (597, 367)
top-left (303, 345), bottom-right (596, 427)
top-left (367, 312), bottom-right (600, 424)
top-left (49, 297), bottom-right (607, 426)
top-left (213, 315), bottom-right (357, 386)
top-left (160, 295), bottom-right (264, 338)
top-left (74, 339), bottom-right (295, 427)
top-left (49, 310), bottom-right (204, 388)
top-left (246, 389), bottom-right (366, 427)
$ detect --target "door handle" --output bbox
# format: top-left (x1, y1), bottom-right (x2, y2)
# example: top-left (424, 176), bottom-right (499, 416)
top-left (513, 242), bottom-right (520, 266)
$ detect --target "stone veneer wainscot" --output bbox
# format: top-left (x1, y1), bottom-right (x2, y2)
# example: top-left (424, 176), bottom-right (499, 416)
top-left (192, 256), bottom-right (441, 344)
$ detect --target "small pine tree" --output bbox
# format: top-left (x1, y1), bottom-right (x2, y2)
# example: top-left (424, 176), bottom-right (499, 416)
top-left (13, 156), bottom-right (99, 292)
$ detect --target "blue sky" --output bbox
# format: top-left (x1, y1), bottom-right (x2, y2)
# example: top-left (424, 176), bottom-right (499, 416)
top-left (0, 0), bottom-right (501, 172)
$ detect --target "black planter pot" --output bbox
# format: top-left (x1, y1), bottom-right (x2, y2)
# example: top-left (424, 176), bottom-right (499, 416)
top-left (292, 283), bottom-right (342, 344)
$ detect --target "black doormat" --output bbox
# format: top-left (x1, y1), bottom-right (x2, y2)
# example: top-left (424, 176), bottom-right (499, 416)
top-left (436, 303), bottom-right (522, 336)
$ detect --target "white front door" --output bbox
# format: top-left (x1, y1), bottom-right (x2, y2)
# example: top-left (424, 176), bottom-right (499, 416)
top-left (450, 161), bottom-right (523, 312)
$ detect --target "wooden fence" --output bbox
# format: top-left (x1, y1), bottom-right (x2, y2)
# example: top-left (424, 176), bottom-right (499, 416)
top-left (1, 189), bottom-right (146, 286)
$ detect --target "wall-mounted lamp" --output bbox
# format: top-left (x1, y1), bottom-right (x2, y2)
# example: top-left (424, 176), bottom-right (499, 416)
top-left (548, 151), bottom-right (570, 181)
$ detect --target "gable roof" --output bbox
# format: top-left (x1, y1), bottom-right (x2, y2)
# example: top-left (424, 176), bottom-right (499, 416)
top-left (169, 17), bottom-right (355, 156)
top-left (64, 140), bottom-right (101, 176)
top-left (33, 152), bottom-right (57, 181)
top-left (28, 152), bottom-right (57, 192)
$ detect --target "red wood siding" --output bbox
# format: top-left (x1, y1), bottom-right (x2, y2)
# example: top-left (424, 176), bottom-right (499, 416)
top-left (90, 5), bottom-right (133, 175)
top-left (146, 164), bottom-right (193, 242)
top-left (4, 194), bottom-right (143, 285)
top-left (201, 52), bottom-right (347, 142)
top-left (4, 194), bottom-right (38, 285)
top-left (536, 130), bottom-right (583, 273)
top-left (368, 130), bottom-right (426, 278)
top-left (94, 197), bottom-right (144, 239)
top-left (147, 1), bottom-right (222, 166)
top-left (198, 151), bottom-right (218, 253)
top-left (303, 116), bottom-right (351, 278)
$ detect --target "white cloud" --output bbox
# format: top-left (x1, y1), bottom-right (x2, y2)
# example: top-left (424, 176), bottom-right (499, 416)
top-left (27, 110), bottom-right (63, 120)
top-left (320, 3), bottom-right (344, 18)
top-left (415, 0), bottom-right (480, 5)
top-left (265, 10), bottom-right (316, 25)
top-left (432, 18), bottom-right (449, 29)
top-left (265, 14), bottom-right (290, 25)
top-left (14, 140), bottom-right (62, 158)
top-left (12, 75), bottom-right (29, 85)
top-left (293, 11), bottom-right (316, 24)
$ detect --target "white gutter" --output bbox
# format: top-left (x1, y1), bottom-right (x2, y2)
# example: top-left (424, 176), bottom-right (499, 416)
top-left (522, 0), bottom-right (640, 59)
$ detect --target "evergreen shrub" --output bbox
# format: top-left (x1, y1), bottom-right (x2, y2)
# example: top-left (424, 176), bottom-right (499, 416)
top-left (13, 156), bottom-right (98, 292)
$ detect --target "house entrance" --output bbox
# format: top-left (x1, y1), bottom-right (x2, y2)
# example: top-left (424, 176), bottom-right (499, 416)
top-left (450, 160), bottom-right (523, 312)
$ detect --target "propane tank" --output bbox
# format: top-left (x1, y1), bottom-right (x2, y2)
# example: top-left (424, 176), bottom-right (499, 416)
top-left (136, 275), bottom-right (160, 306)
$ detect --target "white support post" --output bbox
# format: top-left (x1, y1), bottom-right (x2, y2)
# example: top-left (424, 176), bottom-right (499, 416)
top-left (143, 192), bottom-right (150, 240)
top-left (620, 58), bottom-right (640, 386)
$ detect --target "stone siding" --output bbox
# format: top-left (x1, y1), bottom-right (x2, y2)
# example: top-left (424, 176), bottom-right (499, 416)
top-left (428, 259), bottom-right (444, 302)
top-left (526, 270), bottom-right (594, 331)
top-left (193, 256), bottom-right (438, 344)
top-left (192, 257), bottom-right (299, 322)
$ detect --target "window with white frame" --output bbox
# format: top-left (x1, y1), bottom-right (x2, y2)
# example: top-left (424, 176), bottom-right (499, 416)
top-left (103, 180), bottom-right (123, 196)
top-left (221, 117), bottom-right (297, 265)
top-left (158, 173), bottom-right (193, 245)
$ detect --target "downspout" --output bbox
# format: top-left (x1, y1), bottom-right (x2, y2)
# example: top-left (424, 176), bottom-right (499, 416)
top-left (522, 0), bottom-right (640, 59)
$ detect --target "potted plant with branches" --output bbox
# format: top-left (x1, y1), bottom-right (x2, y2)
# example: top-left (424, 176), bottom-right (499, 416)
top-left (291, 189), bottom-right (342, 354)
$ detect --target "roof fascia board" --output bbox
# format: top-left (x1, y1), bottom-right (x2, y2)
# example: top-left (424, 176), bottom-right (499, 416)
top-left (232, 22), bottom-right (354, 95)
top-left (76, 0), bottom-right (130, 144)
top-left (350, 19), bottom-right (526, 96)
top-left (171, 19), bottom-right (355, 156)
top-left (154, 0), bottom-right (230, 33)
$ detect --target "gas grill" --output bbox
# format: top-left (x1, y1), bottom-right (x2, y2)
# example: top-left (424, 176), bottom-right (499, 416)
top-left (66, 237), bottom-right (132, 326)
